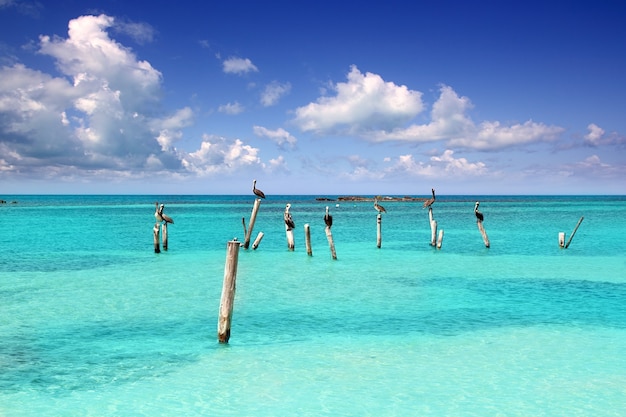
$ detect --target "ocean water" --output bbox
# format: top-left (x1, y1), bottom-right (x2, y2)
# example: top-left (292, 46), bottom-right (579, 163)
top-left (1, 194), bottom-right (625, 416)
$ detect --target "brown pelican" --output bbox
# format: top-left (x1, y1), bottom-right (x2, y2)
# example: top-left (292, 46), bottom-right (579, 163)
top-left (155, 202), bottom-right (174, 224)
top-left (474, 201), bottom-right (484, 222)
top-left (423, 188), bottom-right (436, 208)
top-left (324, 206), bottom-right (333, 227)
top-left (252, 179), bottom-right (266, 199)
top-left (284, 203), bottom-right (295, 230)
top-left (374, 197), bottom-right (387, 213)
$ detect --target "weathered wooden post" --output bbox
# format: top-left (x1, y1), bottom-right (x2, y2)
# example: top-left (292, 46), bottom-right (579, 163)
top-left (252, 231), bottom-right (264, 250)
top-left (218, 239), bottom-right (240, 343)
top-left (161, 222), bottom-right (168, 251)
top-left (243, 198), bottom-right (261, 249)
top-left (558, 232), bottom-right (566, 248)
top-left (153, 223), bottom-right (161, 253)
top-left (325, 226), bottom-right (337, 260)
top-left (437, 229), bottom-right (444, 249)
top-left (565, 216), bottom-right (584, 249)
top-left (304, 224), bottom-right (312, 256)
top-left (376, 213), bottom-right (382, 248)
top-left (429, 207), bottom-right (437, 246)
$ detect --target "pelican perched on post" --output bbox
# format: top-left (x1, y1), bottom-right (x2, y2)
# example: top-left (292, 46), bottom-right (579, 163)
top-left (284, 203), bottom-right (295, 230)
top-left (474, 201), bottom-right (484, 222)
top-left (252, 179), bottom-right (266, 199)
top-left (155, 202), bottom-right (174, 224)
top-left (374, 197), bottom-right (387, 214)
top-left (324, 206), bottom-right (333, 228)
top-left (423, 188), bottom-right (436, 208)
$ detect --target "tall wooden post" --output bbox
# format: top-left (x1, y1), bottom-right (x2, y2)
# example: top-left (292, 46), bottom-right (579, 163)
top-left (153, 223), bottom-right (161, 253)
top-left (325, 226), bottom-right (337, 260)
top-left (304, 224), bottom-right (312, 256)
top-left (565, 216), bottom-right (584, 249)
top-left (477, 221), bottom-right (490, 248)
top-left (161, 222), bottom-right (168, 251)
top-left (376, 213), bottom-right (382, 248)
top-left (285, 224), bottom-right (295, 250)
top-left (243, 198), bottom-right (261, 249)
top-left (429, 207), bottom-right (437, 246)
top-left (218, 239), bottom-right (240, 343)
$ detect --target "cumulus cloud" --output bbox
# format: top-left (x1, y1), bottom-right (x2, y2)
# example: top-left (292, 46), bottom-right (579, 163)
top-left (261, 81), bottom-right (291, 106)
top-left (293, 65), bottom-right (424, 134)
top-left (294, 67), bottom-right (564, 151)
top-left (222, 57), bottom-right (258, 75)
top-left (385, 149), bottom-right (487, 177)
top-left (253, 125), bottom-right (297, 149)
top-left (0, 14), bottom-right (265, 181)
top-left (218, 101), bottom-right (244, 115)
top-left (181, 134), bottom-right (262, 175)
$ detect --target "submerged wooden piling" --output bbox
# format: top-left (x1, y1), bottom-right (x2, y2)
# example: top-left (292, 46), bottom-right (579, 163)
top-left (377, 214), bottom-right (382, 248)
top-left (153, 223), bottom-right (161, 253)
top-left (304, 224), bottom-right (312, 256)
top-left (558, 232), bottom-right (566, 248)
top-left (325, 226), bottom-right (337, 260)
top-left (243, 198), bottom-right (261, 249)
top-left (564, 216), bottom-right (584, 249)
top-left (252, 232), bottom-right (264, 250)
top-left (218, 239), bottom-right (240, 343)
top-left (161, 222), bottom-right (168, 251)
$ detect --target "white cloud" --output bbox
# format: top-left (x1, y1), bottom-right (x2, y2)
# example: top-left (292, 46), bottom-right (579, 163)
top-left (218, 101), bottom-right (244, 115)
top-left (113, 19), bottom-right (156, 45)
top-left (584, 123), bottom-right (605, 146)
top-left (294, 70), bottom-right (565, 151)
top-left (261, 81), bottom-right (291, 106)
top-left (181, 134), bottom-right (262, 175)
top-left (385, 149), bottom-right (487, 178)
top-left (222, 57), bottom-right (258, 75)
top-left (293, 65), bottom-right (424, 134)
top-left (253, 125), bottom-right (297, 149)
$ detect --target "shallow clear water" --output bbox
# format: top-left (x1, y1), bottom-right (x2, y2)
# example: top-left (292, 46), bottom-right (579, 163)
top-left (1, 195), bottom-right (625, 416)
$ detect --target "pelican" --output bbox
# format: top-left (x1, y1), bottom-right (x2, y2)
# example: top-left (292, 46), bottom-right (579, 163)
top-left (155, 202), bottom-right (174, 224)
top-left (252, 179), bottom-right (266, 199)
top-left (374, 197), bottom-right (387, 213)
top-left (474, 201), bottom-right (484, 222)
top-left (324, 206), bottom-right (333, 227)
top-left (284, 203), bottom-right (295, 230)
top-left (423, 188), bottom-right (436, 208)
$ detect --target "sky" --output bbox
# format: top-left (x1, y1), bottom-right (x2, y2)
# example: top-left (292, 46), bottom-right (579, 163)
top-left (0, 0), bottom-right (625, 195)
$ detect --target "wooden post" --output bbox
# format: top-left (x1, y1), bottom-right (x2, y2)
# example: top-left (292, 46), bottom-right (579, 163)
top-left (243, 198), bottom-right (261, 249)
top-left (161, 222), bottom-right (168, 251)
top-left (437, 229), bottom-right (444, 249)
top-left (242, 217), bottom-right (247, 238)
top-left (376, 213), bottom-right (382, 248)
top-left (252, 232), bottom-right (264, 250)
top-left (153, 223), bottom-right (161, 253)
top-left (429, 207), bottom-right (437, 246)
top-left (477, 221), bottom-right (490, 248)
top-left (218, 239), bottom-right (240, 343)
top-left (304, 224), bottom-right (312, 256)
top-left (565, 216), bottom-right (584, 249)
top-left (558, 232), bottom-right (565, 248)
top-left (325, 226), bottom-right (337, 260)
top-left (285, 227), bottom-right (295, 250)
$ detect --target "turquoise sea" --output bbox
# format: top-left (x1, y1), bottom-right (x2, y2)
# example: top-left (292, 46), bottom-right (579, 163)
top-left (1, 194), bottom-right (625, 416)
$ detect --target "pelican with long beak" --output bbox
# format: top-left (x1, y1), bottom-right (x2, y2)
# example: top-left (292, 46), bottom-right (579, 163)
top-left (474, 201), bottom-right (484, 222)
top-left (155, 202), bottom-right (174, 224)
top-left (253, 179), bottom-right (266, 199)
top-left (374, 197), bottom-right (387, 213)
top-left (284, 203), bottom-right (295, 230)
top-left (423, 188), bottom-right (436, 208)
top-left (324, 206), bottom-right (333, 228)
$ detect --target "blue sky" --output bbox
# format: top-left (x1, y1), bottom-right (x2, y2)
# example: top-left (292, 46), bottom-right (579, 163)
top-left (1, 0), bottom-right (625, 195)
